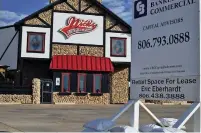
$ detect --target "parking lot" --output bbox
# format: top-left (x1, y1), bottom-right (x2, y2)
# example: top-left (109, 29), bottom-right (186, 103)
top-left (0, 104), bottom-right (193, 132)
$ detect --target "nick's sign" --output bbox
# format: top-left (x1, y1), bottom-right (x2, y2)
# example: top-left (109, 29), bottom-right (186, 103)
top-left (59, 16), bottom-right (98, 39)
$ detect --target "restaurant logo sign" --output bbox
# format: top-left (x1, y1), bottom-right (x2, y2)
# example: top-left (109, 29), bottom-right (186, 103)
top-left (58, 16), bottom-right (98, 39)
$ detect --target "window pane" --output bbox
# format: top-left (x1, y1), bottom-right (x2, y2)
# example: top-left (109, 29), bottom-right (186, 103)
top-left (95, 75), bottom-right (101, 93)
top-left (111, 39), bottom-right (125, 56)
top-left (79, 75), bottom-right (85, 92)
top-left (29, 34), bottom-right (43, 51)
top-left (63, 75), bottom-right (69, 91)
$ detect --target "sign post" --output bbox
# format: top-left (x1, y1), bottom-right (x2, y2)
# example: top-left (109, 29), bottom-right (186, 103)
top-left (131, 0), bottom-right (200, 131)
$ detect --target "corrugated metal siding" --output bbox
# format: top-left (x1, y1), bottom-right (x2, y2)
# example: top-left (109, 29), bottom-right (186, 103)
top-left (50, 55), bottom-right (114, 72)
top-left (0, 27), bottom-right (19, 70)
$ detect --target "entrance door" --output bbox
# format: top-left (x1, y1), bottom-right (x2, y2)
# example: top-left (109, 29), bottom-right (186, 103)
top-left (40, 79), bottom-right (53, 104)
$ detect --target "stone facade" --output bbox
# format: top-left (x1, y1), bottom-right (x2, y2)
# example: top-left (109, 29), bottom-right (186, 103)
top-left (25, 0), bottom-right (130, 33)
top-left (105, 15), bottom-right (116, 30)
top-left (79, 46), bottom-right (104, 57)
top-left (54, 2), bottom-right (74, 11)
top-left (0, 78), bottom-right (40, 104)
top-left (85, 6), bottom-right (104, 14)
top-left (68, 0), bottom-right (79, 11)
top-left (110, 66), bottom-right (129, 104)
top-left (111, 24), bottom-right (129, 32)
top-left (53, 93), bottom-right (110, 104)
top-left (39, 10), bottom-right (52, 25)
top-left (52, 44), bottom-right (77, 56)
top-left (24, 18), bottom-right (46, 25)
top-left (81, 0), bottom-right (91, 11)
top-left (0, 95), bottom-right (32, 104)
top-left (32, 78), bottom-right (41, 104)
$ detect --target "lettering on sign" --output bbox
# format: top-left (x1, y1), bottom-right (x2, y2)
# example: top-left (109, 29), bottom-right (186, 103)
top-left (58, 16), bottom-right (98, 39)
top-left (131, 77), bottom-right (198, 100)
top-left (132, 0), bottom-right (199, 101)
top-left (134, 0), bottom-right (196, 19)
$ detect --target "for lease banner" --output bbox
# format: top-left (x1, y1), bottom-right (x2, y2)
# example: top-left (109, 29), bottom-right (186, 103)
top-left (131, 0), bottom-right (200, 101)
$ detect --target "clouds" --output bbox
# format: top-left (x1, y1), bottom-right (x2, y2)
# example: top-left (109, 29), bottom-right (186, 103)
top-left (0, 0), bottom-right (132, 27)
top-left (0, 10), bottom-right (27, 27)
top-left (0, 21), bottom-right (8, 26)
top-left (102, 0), bottom-right (132, 25)
top-left (45, 1), bottom-right (50, 5)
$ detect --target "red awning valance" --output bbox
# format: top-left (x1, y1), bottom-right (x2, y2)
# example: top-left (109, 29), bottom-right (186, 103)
top-left (50, 55), bottom-right (114, 72)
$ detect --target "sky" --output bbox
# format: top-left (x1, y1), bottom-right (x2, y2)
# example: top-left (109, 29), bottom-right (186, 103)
top-left (0, 0), bottom-right (132, 27)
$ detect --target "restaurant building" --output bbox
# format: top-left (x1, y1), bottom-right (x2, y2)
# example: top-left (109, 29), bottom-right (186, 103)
top-left (0, 0), bottom-right (131, 104)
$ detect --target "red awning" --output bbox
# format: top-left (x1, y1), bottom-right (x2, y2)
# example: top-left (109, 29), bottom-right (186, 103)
top-left (50, 55), bottom-right (114, 72)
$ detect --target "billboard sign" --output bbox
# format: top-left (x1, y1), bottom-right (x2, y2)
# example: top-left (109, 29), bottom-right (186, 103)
top-left (131, 0), bottom-right (200, 101)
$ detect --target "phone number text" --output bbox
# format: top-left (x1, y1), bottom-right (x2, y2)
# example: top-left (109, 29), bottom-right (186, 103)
top-left (137, 32), bottom-right (190, 50)
top-left (139, 93), bottom-right (185, 100)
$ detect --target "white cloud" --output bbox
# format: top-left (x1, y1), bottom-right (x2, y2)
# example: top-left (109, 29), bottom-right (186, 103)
top-left (119, 11), bottom-right (132, 17)
top-left (0, 10), bottom-right (27, 27)
top-left (0, 20), bottom-right (15, 27)
top-left (0, 21), bottom-right (7, 26)
top-left (111, 6), bottom-right (125, 14)
top-left (102, 0), bottom-right (132, 24)
top-left (45, 1), bottom-right (49, 5)
top-left (105, 1), bottom-right (125, 7)
top-left (0, 10), bottom-right (27, 21)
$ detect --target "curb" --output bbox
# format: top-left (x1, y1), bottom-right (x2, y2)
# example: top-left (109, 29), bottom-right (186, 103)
top-left (156, 103), bottom-right (192, 105)
top-left (144, 103), bottom-right (155, 105)
top-left (142, 102), bottom-right (192, 105)
top-left (180, 103), bottom-right (192, 105)
top-left (161, 103), bottom-right (179, 105)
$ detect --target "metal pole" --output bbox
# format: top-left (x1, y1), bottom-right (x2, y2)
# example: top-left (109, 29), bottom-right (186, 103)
top-left (129, 100), bottom-right (140, 130)
top-left (173, 103), bottom-right (200, 130)
top-left (139, 101), bottom-right (164, 127)
top-left (111, 100), bottom-right (135, 122)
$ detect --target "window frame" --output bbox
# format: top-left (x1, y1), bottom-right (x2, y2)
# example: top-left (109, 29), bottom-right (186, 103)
top-left (77, 73), bottom-right (87, 93)
top-left (110, 37), bottom-right (127, 57)
top-left (61, 73), bottom-right (71, 93)
top-left (26, 32), bottom-right (46, 53)
top-left (93, 74), bottom-right (102, 94)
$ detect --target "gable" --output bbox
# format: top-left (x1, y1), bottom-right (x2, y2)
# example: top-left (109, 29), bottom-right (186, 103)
top-left (18, 0), bottom-right (130, 33)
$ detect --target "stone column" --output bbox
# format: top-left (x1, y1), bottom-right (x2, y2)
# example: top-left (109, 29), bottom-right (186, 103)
top-left (110, 67), bottom-right (129, 104)
top-left (32, 78), bottom-right (41, 104)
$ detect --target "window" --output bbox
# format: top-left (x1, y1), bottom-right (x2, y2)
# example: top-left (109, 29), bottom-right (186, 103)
top-left (61, 73), bottom-right (70, 93)
top-left (77, 73), bottom-right (87, 93)
top-left (110, 37), bottom-right (127, 57)
top-left (27, 32), bottom-right (45, 53)
top-left (93, 74), bottom-right (102, 93)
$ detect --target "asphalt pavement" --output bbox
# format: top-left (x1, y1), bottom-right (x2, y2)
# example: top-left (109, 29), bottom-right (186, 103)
top-left (0, 104), bottom-right (194, 132)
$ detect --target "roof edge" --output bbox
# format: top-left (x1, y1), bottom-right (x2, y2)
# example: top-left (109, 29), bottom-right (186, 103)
top-left (91, 0), bottom-right (131, 31)
top-left (14, 0), bottom-right (65, 26)
top-left (14, 0), bottom-right (131, 32)
top-left (0, 25), bottom-right (15, 30)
